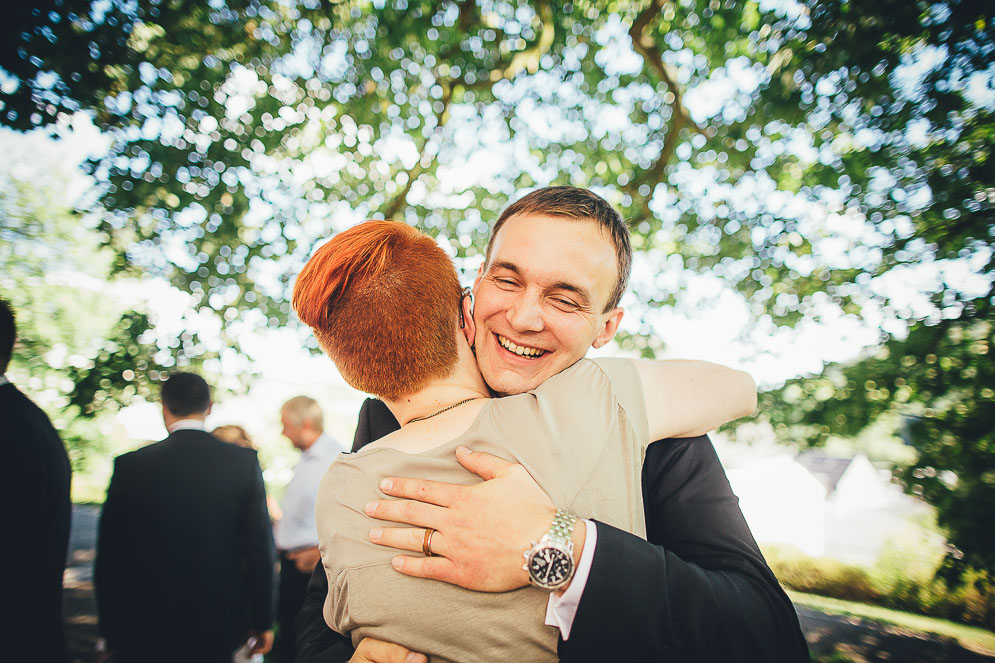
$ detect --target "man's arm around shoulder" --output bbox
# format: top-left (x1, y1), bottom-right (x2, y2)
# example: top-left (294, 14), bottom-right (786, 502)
top-left (296, 562), bottom-right (355, 662)
top-left (559, 435), bottom-right (810, 663)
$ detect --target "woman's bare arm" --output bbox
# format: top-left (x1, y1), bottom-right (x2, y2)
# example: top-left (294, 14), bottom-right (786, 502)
top-left (632, 359), bottom-right (757, 440)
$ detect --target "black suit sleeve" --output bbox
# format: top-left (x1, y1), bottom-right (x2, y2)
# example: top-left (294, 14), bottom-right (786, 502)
top-left (243, 450), bottom-right (276, 631)
top-left (297, 398), bottom-right (401, 662)
top-left (296, 563), bottom-right (355, 662)
top-left (95, 456), bottom-right (130, 647)
top-left (558, 436), bottom-right (810, 662)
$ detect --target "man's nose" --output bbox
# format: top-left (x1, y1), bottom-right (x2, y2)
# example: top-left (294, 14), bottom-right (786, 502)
top-left (507, 292), bottom-right (544, 332)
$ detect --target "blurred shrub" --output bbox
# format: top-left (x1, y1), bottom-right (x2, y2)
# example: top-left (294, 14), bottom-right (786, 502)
top-left (765, 545), bottom-right (995, 631)
top-left (766, 546), bottom-right (881, 604)
top-left (958, 568), bottom-right (995, 628)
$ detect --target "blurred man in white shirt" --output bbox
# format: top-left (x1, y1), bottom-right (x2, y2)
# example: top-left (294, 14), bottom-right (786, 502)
top-left (273, 396), bottom-right (342, 663)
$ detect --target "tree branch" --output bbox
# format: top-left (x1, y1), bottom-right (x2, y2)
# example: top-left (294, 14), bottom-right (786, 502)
top-left (492, 0), bottom-right (554, 81)
top-left (381, 82), bottom-right (454, 220)
top-left (383, 1), bottom-right (554, 219)
top-left (628, 0), bottom-right (702, 176)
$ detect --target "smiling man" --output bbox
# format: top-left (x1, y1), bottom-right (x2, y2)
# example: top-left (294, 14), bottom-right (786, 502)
top-left (296, 186), bottom-right (809, 663)
top-left (472, 211), bottom-right (625, 396)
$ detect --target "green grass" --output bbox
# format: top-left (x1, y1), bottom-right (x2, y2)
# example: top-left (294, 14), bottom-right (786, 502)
top-left (789, 590), bottom-right (995, 655)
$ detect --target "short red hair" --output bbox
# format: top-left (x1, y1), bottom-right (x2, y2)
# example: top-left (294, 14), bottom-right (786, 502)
top-left (292, 220), bottom-right (462, 400)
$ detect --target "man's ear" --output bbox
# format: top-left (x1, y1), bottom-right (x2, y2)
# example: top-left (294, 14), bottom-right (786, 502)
top-left (473, 262), bottom-right (485, 290)
top-left (591, 307), bottom-right (624, 349)
top-left (460, 289), bottom-right (476, 346)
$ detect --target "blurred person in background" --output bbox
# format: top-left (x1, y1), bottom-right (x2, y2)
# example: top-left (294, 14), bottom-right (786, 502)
top-left (96, 372), bottom-right (275, 662)
top-left (273, 396), bottom-right (344, 663)
top-left (0, 298), bottom-right (72, 663)
top-left (213, 424), bottom-right (283, 520)
top-left (212, 424), bottom-right (255, 448)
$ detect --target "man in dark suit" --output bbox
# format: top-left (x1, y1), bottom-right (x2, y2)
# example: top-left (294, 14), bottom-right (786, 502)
top-left (294, 187), bottom-right (808, 662)
top-left (0, 298), bottom-right (72, 663)
top-left (95, 372), bottom-right (275, 662)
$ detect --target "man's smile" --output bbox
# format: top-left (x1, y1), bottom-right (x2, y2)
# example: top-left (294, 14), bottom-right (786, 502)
top-left (495, 333), bottom-right (547, 358)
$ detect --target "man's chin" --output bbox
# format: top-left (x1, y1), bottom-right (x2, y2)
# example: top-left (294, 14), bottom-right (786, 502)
top-left (484, 363), bottom-right (550, 396)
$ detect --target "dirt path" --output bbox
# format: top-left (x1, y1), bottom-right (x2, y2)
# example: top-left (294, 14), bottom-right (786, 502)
top-left (64, 505), bottom-right (99, 663)
top-left (798, 606), bottom-right (995, 662)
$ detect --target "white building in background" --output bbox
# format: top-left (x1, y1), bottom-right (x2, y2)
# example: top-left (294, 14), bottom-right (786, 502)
top-left (723, 448), bottom-right (934, 565)
top-left (726, 455), bottom-right (827, 557)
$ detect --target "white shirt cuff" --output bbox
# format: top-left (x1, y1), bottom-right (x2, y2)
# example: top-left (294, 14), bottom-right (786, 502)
top-left (544, 519), bottom-right (597, 640)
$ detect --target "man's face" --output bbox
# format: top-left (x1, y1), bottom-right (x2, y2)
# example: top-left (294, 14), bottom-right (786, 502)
top-left (472, 214), bottom-right (623, 396)
top-left (280, 412), bottom-right (305, 450)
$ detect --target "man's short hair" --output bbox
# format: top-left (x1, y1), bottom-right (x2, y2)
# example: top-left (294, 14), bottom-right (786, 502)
top-left (281, 396), bottom-right (324, 431)
top-left (292, 220), bottom-right (462, 401)
top-left (161, 372), bottom-right (212, 417)
top-left (0, 298), bottom-right (15, 374)
top-left (485, 186), bottom-right (632, 311)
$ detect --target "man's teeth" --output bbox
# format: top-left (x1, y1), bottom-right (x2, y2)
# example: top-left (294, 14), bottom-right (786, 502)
top-left (497, 334), bottom-right (546, 357)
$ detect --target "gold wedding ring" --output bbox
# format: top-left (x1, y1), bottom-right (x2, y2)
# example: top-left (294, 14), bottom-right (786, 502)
top-left (422, 527), bottom-right (436, 557)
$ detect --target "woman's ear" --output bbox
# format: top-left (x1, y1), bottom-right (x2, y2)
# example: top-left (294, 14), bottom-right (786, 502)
top-left (460, 288), bottom-right (476, 347)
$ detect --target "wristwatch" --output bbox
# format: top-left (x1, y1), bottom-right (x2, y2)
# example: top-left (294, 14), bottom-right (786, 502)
top-left (522, 508), bottom-right (577, 590)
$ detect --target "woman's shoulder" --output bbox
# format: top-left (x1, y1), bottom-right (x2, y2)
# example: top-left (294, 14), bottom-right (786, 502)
top-left (530, 357), bottom-right (639, 397)
top-left (316, 452), bottom-right (381, 503)
top-left (587, 357), bottom-right (641, 392)
top-left (531, 357), bottom-right (609, 391)
top-left (479, 358), bottom-right (622, 429)
top-left (588, 357), bottom-right (646, 428)
top-left (528, 357), bottom-right (646, 434)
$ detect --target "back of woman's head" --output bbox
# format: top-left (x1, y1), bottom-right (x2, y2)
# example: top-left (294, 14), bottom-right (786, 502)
top-left (292, 220), bottom-right (462, 400)
top-left (212, 425), bottom-right (254, 448)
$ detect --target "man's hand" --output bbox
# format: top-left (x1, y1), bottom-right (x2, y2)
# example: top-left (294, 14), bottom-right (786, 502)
top-left (288, 545), bottom-right (322, 574)
top-left (248, 629), bottom-right (274, 655)
top-left (351, 637), bottom-right (427, 663)
top-left (364, 446), bottom-right (564, 592)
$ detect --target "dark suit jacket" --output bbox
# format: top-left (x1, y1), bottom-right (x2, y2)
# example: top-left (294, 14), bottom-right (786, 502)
top-left (95, 428), bottom-right (275, 662)
top-left (297, 398), bottom-right (809, 662)
top-left (0, 381), bottom-right (72, 663)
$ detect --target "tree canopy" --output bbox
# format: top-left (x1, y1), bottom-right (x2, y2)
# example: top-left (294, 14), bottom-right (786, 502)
top-left (3, 0), bottom-right (993, 569)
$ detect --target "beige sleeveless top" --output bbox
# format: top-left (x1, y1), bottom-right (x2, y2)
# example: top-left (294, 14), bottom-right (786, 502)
top-left (315, 358), bottom-right (650, 663)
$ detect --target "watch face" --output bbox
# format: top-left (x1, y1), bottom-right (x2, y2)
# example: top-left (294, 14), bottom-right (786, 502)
top-left (528, 546), bottom-right (573, 589)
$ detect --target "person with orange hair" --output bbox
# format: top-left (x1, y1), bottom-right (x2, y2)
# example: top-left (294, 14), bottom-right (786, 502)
top-left (293, 219), bottom-right (758, 662)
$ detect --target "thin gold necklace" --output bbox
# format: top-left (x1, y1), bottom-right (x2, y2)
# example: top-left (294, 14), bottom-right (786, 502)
top-left (406, 397), bottom-right (481, 424)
